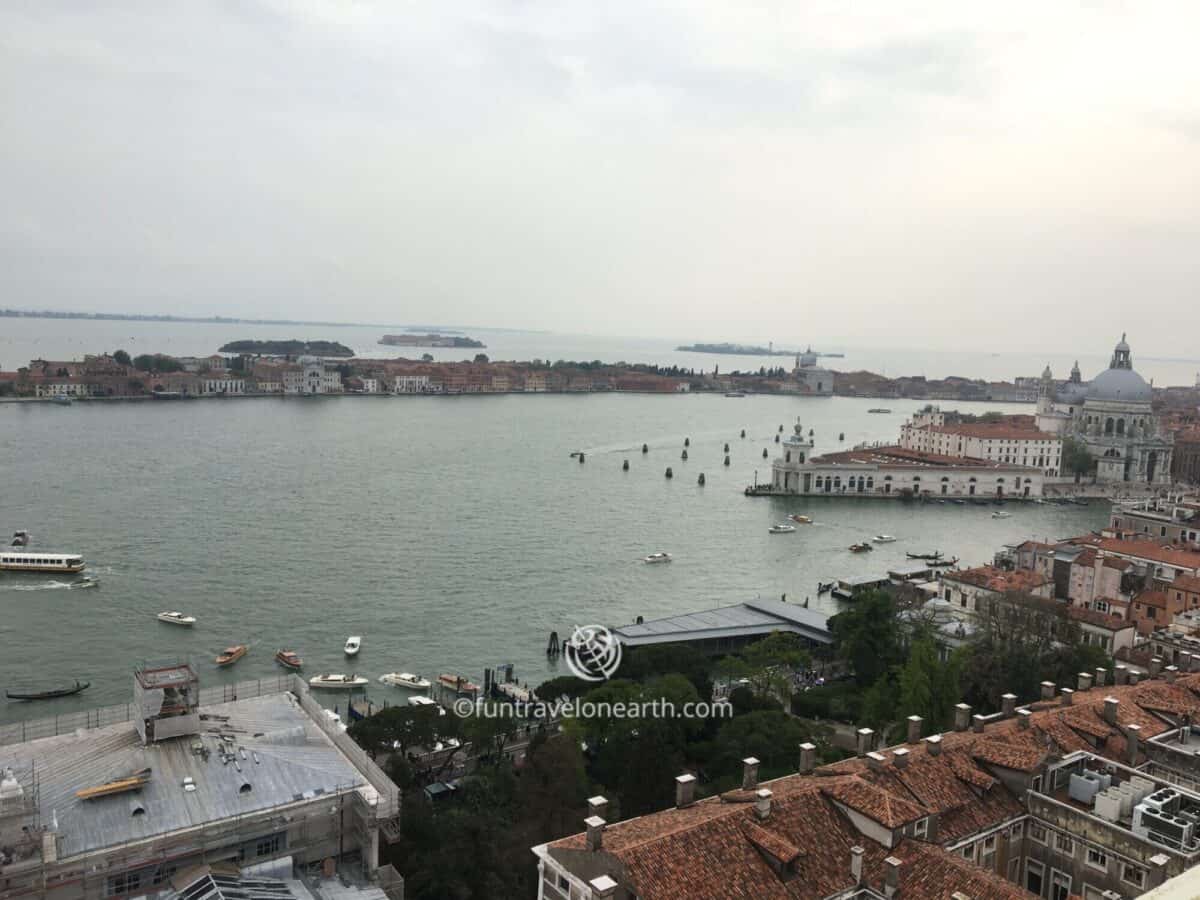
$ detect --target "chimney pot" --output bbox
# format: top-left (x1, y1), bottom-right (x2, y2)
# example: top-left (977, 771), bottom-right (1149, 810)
top-left (1095, 667), bottom-right (1107, 687)
top-left (1114, 664), bottom-right (1129, 685)
top-left (1078, 672), bottom-right (1093, 692)
top-left (850, 846), bottom-right (865, 885)
top-left (924, 734), bottom-right (942, 756)
top-left (884, 856), bottom-right (902, 898)
top-left (856, 728), bottom-right (875, 757)
top-left (585, 815), bottom-right (606, 852)
top-left (954, 703), bottom-right (972, 732)
top-left (971, 714), bottom-right (986, 733)
top-left (1150, 657), bottom-right (1163, 677)
top-left (1103, 696), bottom-right (1119, 726)
top-left (1017, 708), bottom-right (1032, 729)
top-left (589, 875), bottom-right (618, 899)
top-left (906, 715), bottom-right (923, 744)
top-left (1061, 687), bottom-right (1074, 706)
top-left (755, 787), bottom-right (773, 821)
top-left (1040, 680), bottom-right (1056, 700)
top-left (1127, 724), bottom-right (1142, 765)
top-left (1180, 653), bottom-right (1192, 673)
top-left (741, 757), bottom-right (760, 790)
top-left (1165, 665), bottom-right (1178, 684)
top-left (799, 742), bottom-right (817, 774)
top-left (675, 774), bottom-right (696, 809)
top-left (1001, 693), bottom-right (1017, 717)
top-left (1129, 671), bottom-right (1141, 685)
top-left (893, 747), bottom-right (910, 769)
top-left (587, 795), bottom-right (609, 820)
top-left (866, 751), bottom-right (886, 771)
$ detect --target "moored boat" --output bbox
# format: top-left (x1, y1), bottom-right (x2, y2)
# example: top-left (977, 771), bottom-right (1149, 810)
top-left (769, 523), bottom-right (796, 534)
top-left (379, 672), bottom-right (432, 690)
top-left (873, 535), bottom-right (897, 543)
top-left (275, 649), bottom-right (303, 670)
top-left (157, 611), bottom-right (196, 626)
top-left (6, 680), bottom-right (90, 701)
top-left (929, 557), bottom-right (960, 568)
top-left (992, 511), bottom-right (1012, 519)
top-left (816, 581), bottom-right (834, 594)
top-left (309, 673), bottom-right (368, 690)
top-left (438, 673), bottom-right (480, 694)
top-left (344, 636), bottom-right (362, 656)
top-left (215, 645), bottom-right (248, 667)
top-left (643, 551), bottom-right (672, 564)
top-left (0, 550), bottom-right (85, 573)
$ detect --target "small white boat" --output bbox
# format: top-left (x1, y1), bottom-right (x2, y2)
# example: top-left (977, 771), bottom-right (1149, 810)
top-left (344, 636), bottom-right (362, 656)
top-left (873, 535), bottom-right (897, 543)
top-left (643, 552), bottom-right (672, 564)
top-left (309, 673), bottom-right (369, 690)
top-left (769, 523), bottom-right (796, 534)
top-left (157, 611), bottom-right (196, 626)
top-left (992, 511), bottom-right (1012, 519)
top-left (379, 672), bottom-right (432, 690)
top-left (407, 695), bottom-right (447, 715)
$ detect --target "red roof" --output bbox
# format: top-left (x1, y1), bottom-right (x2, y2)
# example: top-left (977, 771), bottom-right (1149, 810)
top-left (941, 566), bottom-right (1052, 593)
top-left (1074, 536), bottom-right (1200, 572)
top-left (1067, 606), bottom-right (1134, 632)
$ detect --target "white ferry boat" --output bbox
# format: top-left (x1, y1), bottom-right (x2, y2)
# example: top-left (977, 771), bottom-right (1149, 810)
top-left (0, 551), bottom-right (85, 573)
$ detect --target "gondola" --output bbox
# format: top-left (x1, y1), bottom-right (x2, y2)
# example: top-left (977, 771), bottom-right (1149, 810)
top-left (906, 551), bottom-right (943, 561)
top-left (6, 680), bottom-right (90, 701)
top-left (928, 557), bottom-right (960, 568)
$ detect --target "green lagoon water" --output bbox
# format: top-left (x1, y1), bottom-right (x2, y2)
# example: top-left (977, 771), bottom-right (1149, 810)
top-left (0, 393), bottom-right (1104, 721)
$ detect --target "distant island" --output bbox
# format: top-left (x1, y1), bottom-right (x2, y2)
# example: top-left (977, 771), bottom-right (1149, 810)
top-left (677, 342), bottom-right (797, 356)
top-left (218, 339), bottom-right (354, 357)
top-left (380, 333), bottom-right (485, 349)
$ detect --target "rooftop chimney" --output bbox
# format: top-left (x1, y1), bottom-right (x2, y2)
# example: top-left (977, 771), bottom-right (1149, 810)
top-left (1001, 694), bottom-right (1017, 717)
top-left (907, 715), bottom-right (923, 744)
top-left (884, 856), bottom-right (902, 898)
top-left (954, 703), bottom-right (972, 732)
top-left (1150, 657), bottom-right (1163, 678)
top-left (866, 751), bottom-right (886, 771)
top-left (1148, 852), bottom-right (1170, 888)
top-left (1129, 671), bottom-right (1141, 686)
top-left (1165, 665), bottom-right (1178, 684)
top-left (588, 795), bottom-right (609, 821)
top-left (1114, 664), bottom-right (1129, 685)
top-left (1078, 672), bottom-right (1093, 692)
top-left (893, 747), bottom-right (910, 770)
top-left (1127, 724), bottom-right (1142, 765)
top-left (1180, 653), bottom-right (1192, 673)
top-left (755, 788), bottom-right (773, 821)
top-left (924, 734), bottom-right (942, 756)
top-left (850, 846), bottom-right (865, 886)
top-left (1095, 667), bottom-right (1107, 688)
top-left (585, 815), bottom-right (606, 852)
top-left (856, 728), bottom-right (875, 757)
top-left (1060, 687), bottom-right (1074, 707)
top-left (742, 757), bottom-right (760, 790)
top-left (799, 742), bottom-right (817, 774)
top-left (589, 875), bottom-right (618, 899)
top-left (971, 714), bottom-right (985, 734)
top-left (675, 774), bottom-right (696, 809)
top-left (1017, 709), bottom-right (1032, 730)
top-left (1103, 696), bottom-right (1119, 726)
top-left (1040, 681), bottom-right (1056, 700)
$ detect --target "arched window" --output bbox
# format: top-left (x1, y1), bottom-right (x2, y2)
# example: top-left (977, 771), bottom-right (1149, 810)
top-left (1116, 419), bottom-right (1125, 436)
top-left (1105, 417), bottom-right (1114, 435)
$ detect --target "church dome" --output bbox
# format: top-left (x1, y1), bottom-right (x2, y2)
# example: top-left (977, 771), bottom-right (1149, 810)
top-left (1086, 367), bottom-right (1152, 403)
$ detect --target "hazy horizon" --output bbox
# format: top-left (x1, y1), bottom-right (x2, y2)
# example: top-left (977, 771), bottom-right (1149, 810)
top-left (3, 2), bottom-right (1199, 355)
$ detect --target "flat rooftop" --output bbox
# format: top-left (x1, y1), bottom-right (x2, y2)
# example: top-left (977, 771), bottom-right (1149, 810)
top-left (0, 692), bottom-right (373, 860)
top-left (612, 598), bottom-right (831, 648)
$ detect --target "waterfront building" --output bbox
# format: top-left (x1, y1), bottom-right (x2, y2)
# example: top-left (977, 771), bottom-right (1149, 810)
top-left (1110, 495), bottom-right (1200, 545)
top-left (770, 419), bottom-right (1045, 498)
top-left (899, 408), bottom-right (1062, 477)
top-left (1172, 431), bottom-right (1200, 486)
top-left (535, 666), bottom-right (1200, 899)
top-left (198, 376), bottom-right (245, 395)
top-left (792, 347), bottom-right (833, 395)
top-left (610, 597), bottom-right (833, 656)
top-left (283, 358), bottom-right (342, 394)
top-left (0, 665), bottom-right (401, 900)
top-left (937, 565), bottom-right (1054, 617)
top-left (1065, 604), bottom-right (1138, 654)
top-left (1035, 336), bottom-right (1173, 485)
top-left (392, 374), bottom-right (433, 394)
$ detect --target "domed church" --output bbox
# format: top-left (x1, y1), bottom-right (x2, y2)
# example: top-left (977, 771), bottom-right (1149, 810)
top-left (1035, 335), bottom-right (1173, 484)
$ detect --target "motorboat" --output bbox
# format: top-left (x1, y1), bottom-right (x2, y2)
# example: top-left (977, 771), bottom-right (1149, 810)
top-left (873, 535), bottom-right (897, 543)
top-left (848, 542), bottom-right (874, 553)
top-left (275, 649), bottom-right (303, 670)
top-left (724, 391), bottom-right (746, 398)
top-left (643, 552), bottom-right (672, 564)
top-left (73, 576), bottom-right (99, 588)
top-left (6, 680), bottom-right (90, 701)
top-left (789, 514), bottom-right (813, 524)
top-left (407, 695), bottom-right (446, 716)
top-left (344, 636), bottom-right (362, 656)
top-left (50, 395), bottom-right (73, 406)
top-left (992, 511), bottom-right (1012, 519)
top-left (379, 672), bottom-right (432, 690)
top-left (867, 408), bottom-right (892, 414)
top-left (157, 611), bottom-right (196, 626)
top-left (438, 673), bottom-right (480, 694)
top-left (309, 673), bottom-right (369, 690)
top-left (10, 530), bottom-right (30, 547)
top-left (769, 523), bottom-right (796, 534)
top-left (929, 557), bottom-right (960, 568)
top-left (816, 581), bottom-right (834, 594)
top-left (215, 645), bottom-right (248, 667)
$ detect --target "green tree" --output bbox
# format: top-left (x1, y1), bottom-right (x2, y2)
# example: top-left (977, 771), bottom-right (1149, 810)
top-left (462, 711), bottom-right (520, 768)
top-left (828, 590), bottom-right (902, 686)
top-left (1062, 436), bottom-right (1095, 483)
top-left (711, 710), bottom-right (806, 780)
top-left (112, 349), bottom-right (132, 366)
top-left (421, 353), bottom-right (434, 362)
top-left (715, 631), bottom-right (810, 702)
top-left (474, 353), bottom-right (489, 364)
top-left (897, 636), bottom-right (961, 733)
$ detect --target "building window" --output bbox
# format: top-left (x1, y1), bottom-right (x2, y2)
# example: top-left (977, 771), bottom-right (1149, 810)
top-left (1029, 822), bottom-right (1047, 845)
top-left (960, 843), bottom-right (976, 861)
top-left (1086, 847), bottom-right (1107, 871)
top-left (1026, 860), bottom-right (1045, 894)
top-left (1010, 821), bottom-right (1024, 839)
top-left (914, 817), bottom-right (928, 838)
top-left (1054, 832), bottom-right (1074, 856)
top-left (1121, 863), bottom-right (1145, 889)
top-left (106, 872), bottom-right (142, 897)
top-left (255, 833), bottom-right (282, 858)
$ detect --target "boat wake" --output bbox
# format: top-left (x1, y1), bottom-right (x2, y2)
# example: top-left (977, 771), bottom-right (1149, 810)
top-left (1, 580), bottom-right (76, 591)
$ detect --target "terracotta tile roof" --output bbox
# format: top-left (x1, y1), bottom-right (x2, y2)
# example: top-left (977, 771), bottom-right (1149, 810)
top-left (941, 565), bottom-right (1052, 594)
top-left (1136, 589), bottom-right (1169, 609)
top-left (969, 737), bottom-right (1048, 772)
top-left (883, 838), bottom-right (1032, 900)
top-left (810, 446), bottom-right (1036, 471)
top-left (1074, 535), bottom-right (1200, 572)
top-left (1173, 574), bottom-right (1200, 594)
top-left (1104, 557), bottom-right (1133, 571)
top-left (821, 778), bottom-right (926, 828)
top-left (923, 422), bottom-right (1056, 441)
top-left (1067, 605), bottom-right (1134, 631)
top-left (742, 821), bottom-right (802, 864)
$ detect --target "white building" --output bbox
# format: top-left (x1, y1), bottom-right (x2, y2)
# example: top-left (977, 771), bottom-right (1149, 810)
top-left (1035, 335), bottom-right (1173, 484)
top-left (35, 382), bottom-right (93, 397)
top-left (393, 374), bottom-right (433, 394)
top-left (792, 347), bottom-right (833, 395)
top-left (361, 377), bottom-right (380, 394)
top-left (899, 408), bottom-right (1062, 477)
top-left (283, 358), bottom-right (342, 394)
top-left (199, 376), bottom-right (245, 395)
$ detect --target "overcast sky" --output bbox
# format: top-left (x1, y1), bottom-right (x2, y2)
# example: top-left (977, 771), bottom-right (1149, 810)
top-left (2, 2), bottom-right (1198, 353)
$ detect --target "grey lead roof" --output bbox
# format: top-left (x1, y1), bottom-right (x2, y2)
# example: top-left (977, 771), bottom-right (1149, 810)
top-left (612, 599), bottom-right (832, 647)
